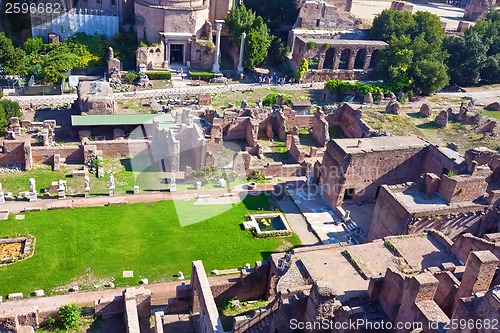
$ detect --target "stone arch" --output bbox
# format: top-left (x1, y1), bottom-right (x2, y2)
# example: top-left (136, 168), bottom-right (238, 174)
top-left (149, 49), bottom-right (154, 53)
top-left (156, 48), bottom-right (161, 53)
top-left (339, 49), bottom-right (350, 70)
top-left (324, 48), bottom-right (335, 69)
top-left (369, 49), bottom-right (381, 69)
top-left (354, 48), bottom-right (366, 69)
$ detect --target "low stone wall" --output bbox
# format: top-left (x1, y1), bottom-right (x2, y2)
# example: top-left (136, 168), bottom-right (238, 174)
top-left (32, 146), bottom-right (83, 164)
top-left (248, 163), bottom-right (306, 178)
top-left (92, 140), bottom-right (151, 159)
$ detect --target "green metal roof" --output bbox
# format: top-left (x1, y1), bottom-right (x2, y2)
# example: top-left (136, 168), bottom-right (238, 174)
top-left (71, 114), bottom-right (177, 129)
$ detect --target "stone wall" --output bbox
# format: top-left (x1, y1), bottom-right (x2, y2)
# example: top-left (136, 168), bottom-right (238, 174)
top-left (32, 146), bottom-right (83, 164)
top-left (311, 110), bottom-right (330, 147)
top-left (368, 183), bottom-right (493, 241)
top-left (294, 0), bottom-right (356, 30)
top-left (210, 262), bottom-right (269, 303)
top-left (320, 138), bottom-right (427, 206)
top-left (325, 103), bottom-right (375, 138)
top-left (136, 45), bottom-right (165, 70)
top-left (422, 145), bottom-right (465, 176)
top-left (438, 174), bottom-right (488, 203)
top-left (0, 140), bottom-right (26, 167)
top-left (248, 163), bottom-right (306, 178)
top-left (375, 267), bottom-right (405, 321)
top-left (134, 0), bottom-right (209, 43)
top-left (190, 260), bottom-right (224, 333)
top-left (287, 134), bottom-right (305, 163)
top-left (368, 185), bottom-right (412, 241)
top-left (452, 233), bottom-right (500, 264)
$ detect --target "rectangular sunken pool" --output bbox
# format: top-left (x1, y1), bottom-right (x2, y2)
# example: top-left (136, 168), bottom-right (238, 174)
top-left (249, 213), bottom-right (292, 237)
top-left (0, 237), bottom-right (34, 264)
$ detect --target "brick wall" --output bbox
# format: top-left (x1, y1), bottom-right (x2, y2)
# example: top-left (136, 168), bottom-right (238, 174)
top-left (368, 185), bottom-right (411, 241)
top-left (32, 146), bottom-right (84, 164)
top-left (0, 140), bottom-right (26, 166)
top-left (93, 140), bottom-right (151, 158)
top-left (438, 174), bottom-right (488, 203)
top-left (377, 268), bottom-right (405, 321)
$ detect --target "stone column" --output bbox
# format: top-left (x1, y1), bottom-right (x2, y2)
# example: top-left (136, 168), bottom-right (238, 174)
top-left (237, 32), bottom-right (246, 73)
top-left (212, 20), bottom-right (224, 73)
top-left (347, 49), bottom-right (358, 70)
top-left (163, 37), bottom-right (169, 69)
top-left (363, 49), bottom-right (373, 71)
top-left (333, 49), bottom-right (342, 70)
top-left (0, 183), bottom-right (4, 204)
top-left (317, 52), bottom-right (325, 70)
top-left (186, 38), bottom-right (192, 68)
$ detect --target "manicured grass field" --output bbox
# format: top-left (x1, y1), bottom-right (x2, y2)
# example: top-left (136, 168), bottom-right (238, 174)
top-left (0, 194), bottom-right (300, 297)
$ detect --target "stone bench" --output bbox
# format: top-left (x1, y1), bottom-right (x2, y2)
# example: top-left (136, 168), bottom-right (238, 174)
top-left (8, 292), bottom-right (23, 300)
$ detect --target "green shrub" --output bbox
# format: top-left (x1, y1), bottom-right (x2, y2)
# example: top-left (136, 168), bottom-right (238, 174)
top-left (325, 80), bottom-right (389, 101)
top-left (0, 99), bottom-right (22, 135)
top-left (124, 71), bottom-right (139, 83)
top-left (146, 71), bottom-right (172, 80)
top-left (59, 303), bottom-right (81, 330)
top-left (262, 92), bottom-right (292, 106)
top-left (189, 71), bottom-right (215, 81)
top-left (306, 41), bottom-right (317, 50)
top-left (295, 57), bottom-right (309, 82)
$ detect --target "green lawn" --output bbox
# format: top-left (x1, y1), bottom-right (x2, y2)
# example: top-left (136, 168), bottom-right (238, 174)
top-left (0, 158), bottom-right (245, 197)
top-left (0, 194), bottom-right (300, 297)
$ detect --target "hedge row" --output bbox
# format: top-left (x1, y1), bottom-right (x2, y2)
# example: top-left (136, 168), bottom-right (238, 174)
top-left (325, 80), bottom-right (389, 96)
top-left (189, 71), bottom-right (214, 81)
top-left (146, 71), bottom-right (172, 80)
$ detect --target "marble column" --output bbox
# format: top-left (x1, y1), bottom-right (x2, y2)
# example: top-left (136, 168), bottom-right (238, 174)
top-left (317, 52), bottom-right (326, 70)
top-left (237, 32), bottom-right (246, 73)
top-left (0, 183), bottom-right (4, 204)
top-left (363, 50), bottom-right (373, 71)
top-left (333, 50), bottom-right (342, 70)
top-left (163, 37), bottom-right (169, 68)
top-left (212, 20), bottom-right (224, 73)
top-left (347, 49), bottom-right (358, 70)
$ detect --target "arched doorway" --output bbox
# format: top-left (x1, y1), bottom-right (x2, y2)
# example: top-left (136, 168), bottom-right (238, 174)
top-left (354, 49), bottom-right (366, 69)
top-left (323, 48), bottom-right (335, 69)
top-left (339, 49), bottom-right (350, 70)
top-left (369, 49), bottom-right (381, 69)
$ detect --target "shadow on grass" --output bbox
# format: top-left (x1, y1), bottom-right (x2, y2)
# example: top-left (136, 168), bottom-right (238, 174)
top-left (417, 121), bottom-right (440, 129)
top-left (407, 112), bottom-right (425, 119)
top-left (242, 193), bottom-right (273, 211)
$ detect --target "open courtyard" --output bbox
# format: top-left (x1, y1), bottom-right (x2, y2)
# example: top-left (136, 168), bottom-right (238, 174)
top-left (0, 193), bottom-right (300, 297)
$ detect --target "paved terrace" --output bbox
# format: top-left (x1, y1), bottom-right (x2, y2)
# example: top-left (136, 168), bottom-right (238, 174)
top-left (4, 82), bottom-right (326, 106)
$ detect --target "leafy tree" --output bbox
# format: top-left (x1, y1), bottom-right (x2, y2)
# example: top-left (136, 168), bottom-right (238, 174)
top-left (225, 4), bottom-right (257, 47)
top-left (480, 54), bottom-right (500, 84)
top-left (23, 37), bottom-right (44, 55)
top-left (370, 10), bottom-right (416, 42)
top-left (226, 5), bottom-right (273, 69)
top-left (58, 303), bottom-right (81, 331)
top-left (444, 31), bottom-right (488, 86)
top-left (269, 38), bottom-right (289, 64)
top-left (0, 32), bottom-right (27, 75)
top-left (370, 10), bottom-right (448, 94)
top-left (0, 99), bottom-right (22, 135)
top-left (410, 59), bottom-right (449, 95)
